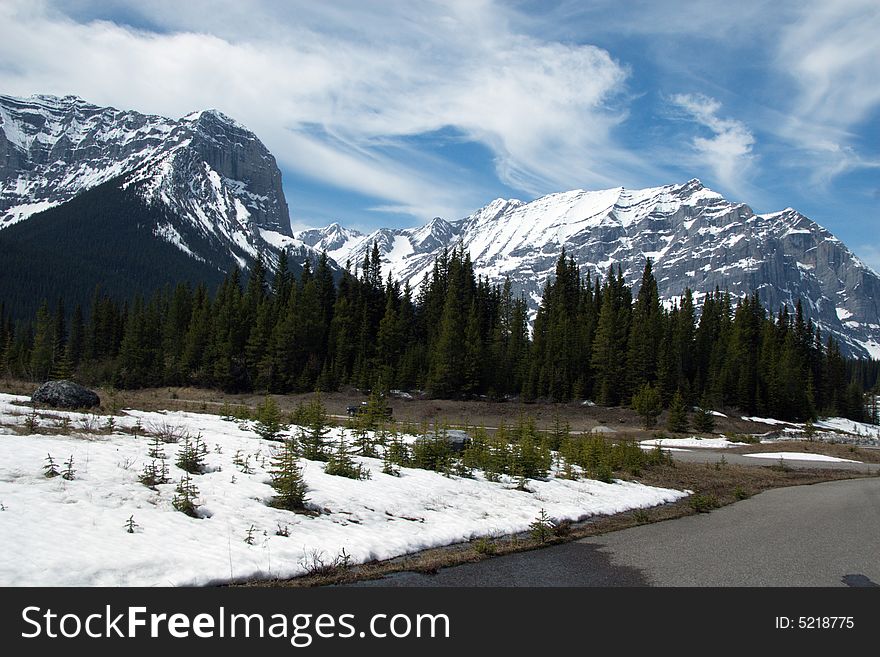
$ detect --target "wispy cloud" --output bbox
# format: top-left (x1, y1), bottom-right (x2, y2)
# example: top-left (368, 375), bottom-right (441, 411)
top-left (774, 0), bottom-right (880, 183)
top-left (669, 93), bottom-right (755, 195)
top-left (0, 0), bottom-right (641, 223)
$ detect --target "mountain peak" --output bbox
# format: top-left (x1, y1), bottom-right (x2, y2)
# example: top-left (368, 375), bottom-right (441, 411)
top-left (314, 182), bottom-right (880, 358)
top-left (1, 91), bottom-right (295, 253)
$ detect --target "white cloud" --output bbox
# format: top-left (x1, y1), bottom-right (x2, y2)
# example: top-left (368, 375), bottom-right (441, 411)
top-left (0, 0), bottom-right (641, 224)
top-left (775, 0), bottom-right (880, 182)
top-left (669, 93), bottom-right (755, 195)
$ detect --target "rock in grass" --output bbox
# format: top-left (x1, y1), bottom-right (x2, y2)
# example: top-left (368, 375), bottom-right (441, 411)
top-left (32, 380), bottom-right (100, 409)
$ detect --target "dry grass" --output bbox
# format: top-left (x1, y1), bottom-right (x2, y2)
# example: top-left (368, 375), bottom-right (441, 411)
top-left (0, 378), bottom-right (800, 440)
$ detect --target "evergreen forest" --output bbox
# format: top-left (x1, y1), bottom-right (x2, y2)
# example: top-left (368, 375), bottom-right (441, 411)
top-left (2, 245), bottom-right (877, 423)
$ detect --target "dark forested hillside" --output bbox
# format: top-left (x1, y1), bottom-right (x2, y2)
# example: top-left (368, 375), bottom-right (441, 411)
top-left (2, 246), bottom-right (877, 423)
top-left (0, 177), bottom-right (231, 320)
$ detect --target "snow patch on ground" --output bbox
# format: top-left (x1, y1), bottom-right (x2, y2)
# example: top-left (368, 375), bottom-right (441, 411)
top-left (0, 394), bottom-right (685, 586)
top-left (815, 417), bottom-right (880, 439)
top-left (639, 436), bottom-right (740, 449)
top-left (741, 416), bottom-right (799, 426)
top-left (741, 452), bottom-right (862, 464)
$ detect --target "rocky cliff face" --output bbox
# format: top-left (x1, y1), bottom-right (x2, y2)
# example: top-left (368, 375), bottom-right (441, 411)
top-left (0, 94), bottom-right (310, 269)
top-left (301, 180), bottom-right (880, 358)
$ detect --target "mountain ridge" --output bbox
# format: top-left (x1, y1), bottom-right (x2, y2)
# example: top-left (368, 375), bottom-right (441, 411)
top-left (0, 93), bottom-right (324, 269)
top-left (296, 180), bottom-right (880, 359)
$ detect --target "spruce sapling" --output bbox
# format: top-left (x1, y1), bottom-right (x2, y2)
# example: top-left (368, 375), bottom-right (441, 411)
top-left (61, 455), bottom-right (76, 481)
top-left (176, 434), bottom-right (205, 474)
top-left (529, 508), bottom-right (554, 543)
top-left (148, 434), bottom-right (166, 459)
top-left (172, 474), bottom-right (200, 517)
top-left (124, 515), bottom-right (140, 534)
top-left (269, 439), bottom-right (308, 512)
top-left (253, 396), bottom-right (288, 441)
top-left (25, 409), bottom-right (40, 433)
top-left (324, 432), bottom-right (370, 480)
top-left (43, 453), bottom-right (60, 478)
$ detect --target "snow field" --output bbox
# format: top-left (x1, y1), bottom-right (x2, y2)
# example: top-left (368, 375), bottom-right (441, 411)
top-left (0, 394), bottom-right (685, 586)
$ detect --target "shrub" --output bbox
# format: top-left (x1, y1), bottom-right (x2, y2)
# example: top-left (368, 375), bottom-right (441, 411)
top-left (508, 435), bottom-right (552, 480)
top-left (324, 433), bottom-right (370, 480)
top-left (24, 409), bottom-right (40, 433)
top-left (412, 431), bottom-right (454, 472)
top-left (149, 421), bottom-right (187, 443)
top-left (473, 538), bottom-right (497, 556)
top-left (689, 493), bottom-right (720, 513)
top-left (632, 384), bottom-right (662, 429)
top-left (299, 548), bottom-right (352, 577)
top-left (632, 509), bottom-right (650, 524)
top-left (297, 397), bottom-right (331, 461)
top-left (728, 433), bottom-right (759, 444)
top-left (124, 515), bottom-right (140, 534)
top-left (553, 519), bottom-right (573, 538)
top-left (147, 434), bottom-right (166, 459)
top-left (139, 459), bottom-right (170, 488)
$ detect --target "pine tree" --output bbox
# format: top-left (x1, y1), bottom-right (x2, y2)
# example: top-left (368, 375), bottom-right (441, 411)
top-left (176, 434), bottom-right (205, 474)
top-left (43, 453), bottom-right (60, 478)
top-left (172, 474), bottom-right (201, 517)
top-left (632, 384), bottom-right (663, 430)
top-left (30, 301), bottom-right (54, 381)
top-left (626, 260), bottom-right (662, 396)
top-left (324, 432), bottom-right (369, 480)
top-left (269, 438), bottom-right (308, 511)
top-left (666, 390), bottom-right (689, 433)
top-left (529, 508), bottom-right (554, 543)
top-left (693, 393), bottom-right (716, 433)
top-left (61, 455), bottom-right (76, 481)
top-left (253, 396), bottom-right (288, 441)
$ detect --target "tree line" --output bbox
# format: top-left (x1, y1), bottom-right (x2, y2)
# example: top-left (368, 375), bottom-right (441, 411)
top-left (1, 246), bottom-right (876, 423)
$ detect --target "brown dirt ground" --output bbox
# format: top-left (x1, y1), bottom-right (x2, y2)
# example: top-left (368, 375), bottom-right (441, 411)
top-left (2, 378), bottom-right (788, 437)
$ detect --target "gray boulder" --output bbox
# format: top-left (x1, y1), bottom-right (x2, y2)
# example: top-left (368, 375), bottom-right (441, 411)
top-left (32, 380), bottom-right (100, 409)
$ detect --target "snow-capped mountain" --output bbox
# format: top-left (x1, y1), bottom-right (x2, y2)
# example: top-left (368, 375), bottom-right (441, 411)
top-left (296, 222), bottom-right (365, 266)
top-left (300, 180), bottom-right (880, 359)
top-left (0, 93), bottom-right (318, 269)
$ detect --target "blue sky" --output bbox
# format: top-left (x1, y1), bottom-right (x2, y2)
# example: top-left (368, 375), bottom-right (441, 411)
top-left (1, 0), bottom-right (877, 269)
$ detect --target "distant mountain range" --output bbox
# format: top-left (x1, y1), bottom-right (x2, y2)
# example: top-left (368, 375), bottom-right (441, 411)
top-left (1, 93), bottom-right (877, 358)
top-left (297, 181), bottom-right (880, 359)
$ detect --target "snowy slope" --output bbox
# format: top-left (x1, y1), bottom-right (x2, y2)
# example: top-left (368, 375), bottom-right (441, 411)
top-left (0, 94), bottom-right (321, 270)
top-left (0, 394), bottom-right (685, 586)
top-left (303, 180), bottom-right (880, 358)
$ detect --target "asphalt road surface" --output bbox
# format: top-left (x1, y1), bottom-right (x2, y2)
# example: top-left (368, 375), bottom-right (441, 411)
top-left (350, 477), bottom-right (880, 587)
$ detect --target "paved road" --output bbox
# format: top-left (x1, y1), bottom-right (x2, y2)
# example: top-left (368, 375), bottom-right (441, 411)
top-left (350, 477), bottom-right (880, 587)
